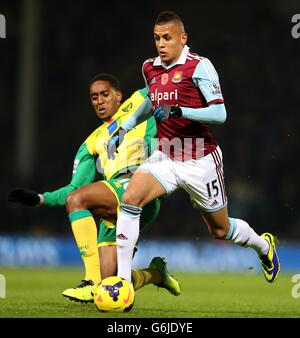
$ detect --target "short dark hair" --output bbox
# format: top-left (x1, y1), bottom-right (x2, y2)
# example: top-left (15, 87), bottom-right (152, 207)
top-left (89, 73), bottom-right (121, 91)
top-left (155, 11), bottom-right (184, 28)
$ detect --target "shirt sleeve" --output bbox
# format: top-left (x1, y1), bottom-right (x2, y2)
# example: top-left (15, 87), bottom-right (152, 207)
top-left (43, 142), bottom-right (97, 207)
top-left (181, 103), bottom-right (227, 124)
top-left (121, 89), bottom-right (153, 131)
top-left (192, 58), bottom-right (224, 105)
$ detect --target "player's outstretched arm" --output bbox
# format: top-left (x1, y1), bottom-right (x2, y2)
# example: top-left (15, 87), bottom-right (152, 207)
top-left (8, 188), bottom-right (42, 207)
top-left (42, 142), bottom-right (97, 207)
top-left (153, 103), bottom-right (227, 124)
top-left (120, 92), bottom-right (153, 132)
top-left (179, 103), bottom-right (227, 124)
top-left (107, 89), bottom-right (153, 159)
top-left (8, 142), bottom-right (98, 208)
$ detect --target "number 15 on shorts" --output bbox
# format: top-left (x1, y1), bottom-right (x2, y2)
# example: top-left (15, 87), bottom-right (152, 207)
top-left (206, 179), bottom-right (219, 198)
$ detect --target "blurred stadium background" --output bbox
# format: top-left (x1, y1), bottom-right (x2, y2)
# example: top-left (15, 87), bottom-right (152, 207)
top-left (1, 0), bottom-right (300, 273)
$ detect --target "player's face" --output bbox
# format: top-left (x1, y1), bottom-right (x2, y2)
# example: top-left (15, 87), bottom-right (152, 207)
top-left (90, 80), bottom-right (122, 121)
top-left (153, 21), bottom-right (187, 65)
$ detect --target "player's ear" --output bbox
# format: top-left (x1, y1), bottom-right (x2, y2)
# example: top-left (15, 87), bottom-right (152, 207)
top-left (116, 90), bottom-right (123, 104)
top-left (181, 32), bottom-right (188, 46)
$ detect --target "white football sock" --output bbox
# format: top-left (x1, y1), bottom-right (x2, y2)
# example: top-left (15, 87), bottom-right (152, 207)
top-left (116, 203), bottom-right (142, 282)
top-left (226, 218), bottom-right (269, 256)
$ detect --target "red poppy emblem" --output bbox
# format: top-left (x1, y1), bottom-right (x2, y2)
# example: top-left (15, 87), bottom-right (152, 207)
top-left (161, 73), bottom-right (169, 85)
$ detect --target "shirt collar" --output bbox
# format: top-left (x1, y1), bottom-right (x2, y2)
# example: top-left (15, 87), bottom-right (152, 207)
top-left (153, 45), bottom-right (190, 69)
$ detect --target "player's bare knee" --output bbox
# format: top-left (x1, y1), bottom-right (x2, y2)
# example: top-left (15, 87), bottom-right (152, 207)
top-left (66, 191), bottom-right (85, 210)
top-left (122, 190), bottom-right (143, 208)
top-left (210, 227), bottom-right (227, 240)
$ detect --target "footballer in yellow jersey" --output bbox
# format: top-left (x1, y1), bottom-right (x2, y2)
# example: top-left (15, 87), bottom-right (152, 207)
top-left (9, 73), bottom-right (180, 303)
top-left (83, 88), bottom-right (157, 181)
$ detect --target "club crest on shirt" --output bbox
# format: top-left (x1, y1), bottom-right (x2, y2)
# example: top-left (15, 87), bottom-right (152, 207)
top-left (161, 73), bottom-right (169, 85)
top-left (172, 71), bottom-right (183, 83)
top-left (122, 102), bottom-right (133, 112)
top-left (151, 77), bottom-right (156, 84)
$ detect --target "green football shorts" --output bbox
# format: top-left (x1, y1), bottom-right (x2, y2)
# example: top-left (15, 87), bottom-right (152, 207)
top-left (97, 177), bottom-right (160, 247)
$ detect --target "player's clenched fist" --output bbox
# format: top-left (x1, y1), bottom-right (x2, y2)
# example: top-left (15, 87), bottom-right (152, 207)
top-left (153, 104), bottom-right (182, 123)
top-left (8, 188), bottom-right (41, 207)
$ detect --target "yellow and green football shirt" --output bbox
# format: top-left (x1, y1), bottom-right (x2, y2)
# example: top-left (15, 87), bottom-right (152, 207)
top-left (85, 88), bottom-right (156, 181)
top-left (43, 88), bottom-right (156, 207)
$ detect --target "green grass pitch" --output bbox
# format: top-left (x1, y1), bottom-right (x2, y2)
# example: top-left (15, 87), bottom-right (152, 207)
top-left (0, 267), bottom-right (299, 318)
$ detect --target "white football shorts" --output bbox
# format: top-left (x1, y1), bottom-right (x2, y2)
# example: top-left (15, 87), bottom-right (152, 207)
top-left (137, 146), bottom-right (227, 212)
